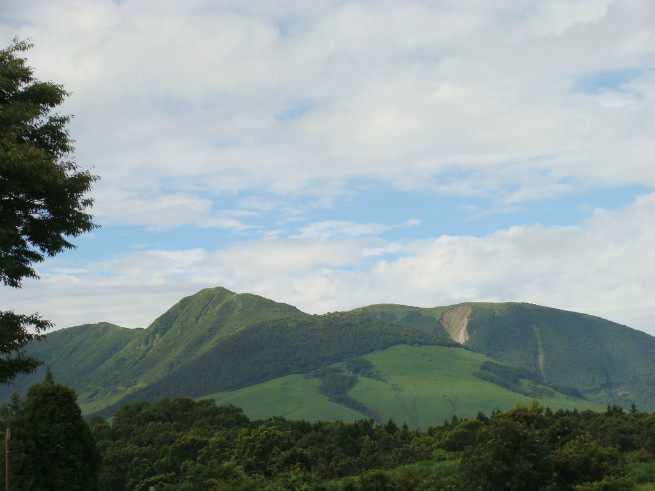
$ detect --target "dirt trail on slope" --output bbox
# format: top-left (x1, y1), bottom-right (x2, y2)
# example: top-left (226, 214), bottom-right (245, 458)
top-left (440, 305), bottom-right (472, 344)
top-left (531, 325), bottom-right (546, 379)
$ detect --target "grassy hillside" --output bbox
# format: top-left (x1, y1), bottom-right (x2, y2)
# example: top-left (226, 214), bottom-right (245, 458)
top-left (207, 373), bottom-right (366, 422)
top-left (98, 312), bottom-right (453, 416)
top-left (0, 287), bottom-right (307, 413)
top-left (2, 288), bottom-right (652, 420)
top-left (94, 286), bottom-right (305, 389)
top-left (356, 302), bottom-right (655, 410)
top-left (0, 288), bottom-right (456, 416)
top-left (0, 322), bottom-right (142, 405)
top-left (205, 344), bottom-right (600, 429)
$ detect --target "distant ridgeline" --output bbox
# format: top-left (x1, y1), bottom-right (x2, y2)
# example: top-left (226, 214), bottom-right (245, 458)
top-left (1, 287), bottom-right (653, 426)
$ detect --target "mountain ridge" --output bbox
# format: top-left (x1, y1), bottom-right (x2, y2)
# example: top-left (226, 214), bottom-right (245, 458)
top-left (1, 287), bottom-right (652, 423)
top-left (356, 301), bottom-right (655, 408)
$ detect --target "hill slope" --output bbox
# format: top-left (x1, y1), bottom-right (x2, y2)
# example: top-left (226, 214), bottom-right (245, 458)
top-left (2, 288), bottom-right (652, 421)
top-left (1, 287), bottom-right (455, 415)
top-left (356, 302), bottom-right (655, 409)
top-left (1, 287), bottom-right (308, 413)
top-left (206, 344), bottom-right (601, 428)
top-left (98, 311), bottom-right (453, 416)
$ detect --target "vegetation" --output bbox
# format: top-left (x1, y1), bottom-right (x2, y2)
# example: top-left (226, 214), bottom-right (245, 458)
top-left (0, 288), bottom-right (460, 416)
top-left (474, 360), bottom-right (586, 400)
top-left (0, 38), bottom-right (98, 383)
top-left (0, 287), bottom-right (653, 488)
top-left (3, 289), bottom-right (641, 425)
top-left (358, 302), bottom-right (655, 410)
top-left (76, 396), bottom-right (655, 490)
top-left (464, 303), bottom-right (655, 409)
top-left (99, 312), bottom-right (451, 415)
top-left (205, 344), bottom-right (599, 428)
top-left (0, 370), bottom-right (100, 489)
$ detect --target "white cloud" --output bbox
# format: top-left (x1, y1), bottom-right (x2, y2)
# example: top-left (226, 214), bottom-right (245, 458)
top-left (5, 192), bottom-right (655, 334)
top-left (2, 1), bottom-right (655, 340)
top-left (292, 219), bottom-right (420, 240)
top-left (3, 0), bottom-right (655, 230)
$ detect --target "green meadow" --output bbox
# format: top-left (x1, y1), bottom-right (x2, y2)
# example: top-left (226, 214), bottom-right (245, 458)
top-left (207, 373), bottom-right (364, 422)
top-left (207, 344), bottom-right (601, 427)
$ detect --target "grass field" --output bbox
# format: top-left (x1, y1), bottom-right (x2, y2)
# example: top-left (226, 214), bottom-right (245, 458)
top-left (206, 373), bottom-right (364, 422)
top-left (352, 345), bottom-right (601, 428)
top-left (205, 344), bottom-right (601, 427)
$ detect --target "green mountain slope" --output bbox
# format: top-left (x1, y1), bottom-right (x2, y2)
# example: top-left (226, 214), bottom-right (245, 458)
top-left (206, 344), bottom-right (601, 428)
top-left (98, 312), bottom-right (454, 416)
top-left (0, 288), bottom-right (455, 416)
top-left (0, 287), bottom-right (307, 414)
top-left (89, 287), bottom-right (305, 390)
top-left (2, 288), bottom-right (652, 421)
top-left (356, 302), bottom-right (655, 410)
top-left (0, 322), bottom-right (142, 406)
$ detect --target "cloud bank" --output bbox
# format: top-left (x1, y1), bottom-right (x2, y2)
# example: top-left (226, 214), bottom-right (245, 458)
top-left (2, 0), bottom-right (655, 335)
top-left (6, 192), bottom-right (655, 334)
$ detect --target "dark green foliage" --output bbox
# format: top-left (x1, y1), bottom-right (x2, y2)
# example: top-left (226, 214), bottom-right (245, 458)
top-left (359, 301), bottom-right (655, 411)
top-left (312, 364), bottom-right (381, 421)
top-left (476, 360), bottom-right (543, 384)
top-left (0, 38), bottom-right (97, 383)
top-left (0, 288), bottom-right (455, 417)
top-left (474, 360), bottom-right (587, 401)
top-left (458, 416), bottom-right (552, 490)
top-left (93, 398), bottom-right (248, 490)
top-left (3, 290), bottom-right (655, 421)
top-left (89, 397), bottom-right (655, 490)
top-left (344, 356), bottom-right (385, 381)
top-left (314, 366), bottom-right (358, 399)
top-left (0, 38), bottom-right (98, 287)
top-left (0, 322), bottom-right (139, 400)
top-left (628, 461), bottom-right (655, 484)
top-left (0, 370), bottom-right (99, 489)
top-left (91, 398), bottom-right (433, 488)
top-left (550, 435), bottom-right (621, 487)
top-left (438, 419), bottom-right (483, 452)
top-left (550, 384), bottom-right (586, 400)
top-left (355, 304), bottom-right (452, 338)
top-left (0, 311), bottom-right (51, 382)
top-left (465, 303), bottom-right (655, 410)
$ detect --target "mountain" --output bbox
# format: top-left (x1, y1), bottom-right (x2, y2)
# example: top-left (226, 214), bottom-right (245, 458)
top-left (3, 287), bottom-right (307, 414)
top-left (1, 287), bottom-right (457, 416)
top-left (355, 302), bottom-right (655, 409)
top-left (1, 287), bottom-right (650, 425)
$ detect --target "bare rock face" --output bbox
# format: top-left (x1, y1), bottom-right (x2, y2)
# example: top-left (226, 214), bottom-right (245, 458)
top-left (440, 305), bottom-right (472, 344)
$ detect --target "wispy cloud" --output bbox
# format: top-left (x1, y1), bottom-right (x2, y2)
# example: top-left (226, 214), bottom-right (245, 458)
top-left (5, 192), bottom-right (655, 334)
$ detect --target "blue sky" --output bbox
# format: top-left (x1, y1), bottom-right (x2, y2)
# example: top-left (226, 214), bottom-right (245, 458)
top-left (3, 0), bottom-right (655, 335)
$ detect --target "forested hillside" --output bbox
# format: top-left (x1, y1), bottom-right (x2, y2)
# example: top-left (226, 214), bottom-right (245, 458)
top-left (98, 313), bottom-right (453, 417)
top-left (357, 302), bottom-right (655, 410)
top-left (1, 287), bottom-right (653, 423)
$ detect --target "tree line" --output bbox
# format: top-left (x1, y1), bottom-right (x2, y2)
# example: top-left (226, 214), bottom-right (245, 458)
top-left (3, 371), bottom-right (655, 490)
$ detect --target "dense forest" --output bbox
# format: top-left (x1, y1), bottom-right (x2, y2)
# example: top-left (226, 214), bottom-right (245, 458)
top-left (4, 383), bottom-right (655, 490)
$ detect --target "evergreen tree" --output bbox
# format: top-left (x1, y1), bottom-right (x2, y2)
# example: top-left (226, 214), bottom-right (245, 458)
top-left (8, 369), bottom-right (100, 490)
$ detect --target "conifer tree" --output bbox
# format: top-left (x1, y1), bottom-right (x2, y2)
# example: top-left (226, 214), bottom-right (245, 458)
top-left (7, 368), bottom-right (100, 490)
